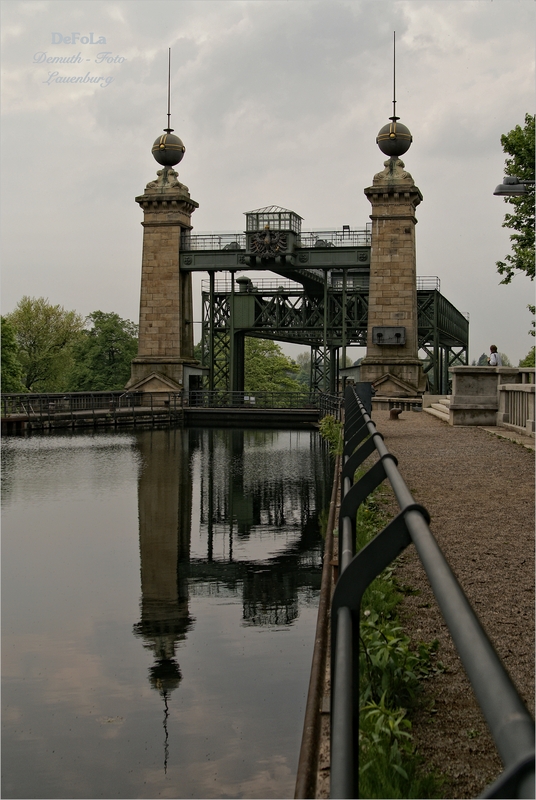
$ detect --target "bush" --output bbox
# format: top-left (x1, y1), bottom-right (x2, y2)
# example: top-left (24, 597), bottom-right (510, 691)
top-left (319, 414), bottom-right (343, 455)
top-left (354, 479), bottom-right (445, 797)
top-left (519, 346), bottom-right (535, 367)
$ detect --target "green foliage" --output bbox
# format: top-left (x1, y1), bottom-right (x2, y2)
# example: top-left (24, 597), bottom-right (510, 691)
top-left (67, 311), bottom-right (138, 391)
top-left (244, 337), bottom-right (302, 393)
top-left (359, 699), bottom-right (443, 799)
top-left (295, 351), bottom-right (311, 388)
top-left (360, 695), bottom-right (413, 785)
top-left (527, 304), bottom-right (535, 338)
top-left (1, 316), bottom-right (25, 392)
top-left (496, 113), bottom-right (535, 284)
top-left (353, 477), bottom-right (444, 797)
top-left (475, 351), bottom-right (511, 366)
top-left (5, 297), bottom-right (84, 392)
top-left (360, 612), bottom-right (441, 707)
top-left (318, 414), bottom-right (343, 455)
top-left (519, 346), bottom-right (535, 367)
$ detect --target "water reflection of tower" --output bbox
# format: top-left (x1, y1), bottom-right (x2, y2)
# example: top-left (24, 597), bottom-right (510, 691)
top-left (133, 429), bottom-right (194, 716)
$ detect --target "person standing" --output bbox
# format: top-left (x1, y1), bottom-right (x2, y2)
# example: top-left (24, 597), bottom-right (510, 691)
top-left (488, 345), bottom-right (502, 366)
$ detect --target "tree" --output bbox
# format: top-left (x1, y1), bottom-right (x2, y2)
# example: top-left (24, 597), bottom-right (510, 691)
top-left (295, 351), bottom-right (311, 387)
top-left (244, 338), bottom-right (301, 393)
top-left (1, 316), bottom-right (25, 392)
top-left (475, 351), bottom-right (511, 366)
top-left (528, 304), bottom-right (535, 338)
top-left (496, 113), bottom-right (535, 284)
top-left (5, 297), bottom-right (84, 392)
top-left (67, 311), bottom-right (138, 391)
top-left (519, 347), bottom-right (535, 367)
top-left (294, 350), bottom-right (353, 389)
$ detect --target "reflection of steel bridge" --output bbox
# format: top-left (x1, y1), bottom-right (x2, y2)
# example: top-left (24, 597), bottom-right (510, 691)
top-left (183, 426), bottom-right (332, 626)
top-left (180, 229), bottom-right (468, 394)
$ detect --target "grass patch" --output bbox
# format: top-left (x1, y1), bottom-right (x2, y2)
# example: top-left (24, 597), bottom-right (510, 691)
top-left (355, 475), bottom-right (445, 798)
top-left (319, 414), bottom-right (343, 456)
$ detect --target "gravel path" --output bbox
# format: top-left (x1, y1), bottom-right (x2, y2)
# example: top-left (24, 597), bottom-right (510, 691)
top-left (374, 410), bottom-right (535, 798)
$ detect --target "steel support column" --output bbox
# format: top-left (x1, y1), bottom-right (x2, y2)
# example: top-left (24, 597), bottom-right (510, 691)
top-left (209, 271), bottom-right (215, 390)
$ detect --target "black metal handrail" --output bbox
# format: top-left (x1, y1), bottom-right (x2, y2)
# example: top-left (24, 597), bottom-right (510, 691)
top-left (330, 385), bottom-right (534, 799)
top-left (316, 392), bottom-right (342, 421)
top-left (2, 390), bottom-right (342, 418)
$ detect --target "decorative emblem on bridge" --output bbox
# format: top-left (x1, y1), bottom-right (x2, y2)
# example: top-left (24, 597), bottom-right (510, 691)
top-left (298, 252), bottom-right (309, 263)
top-left (250, 227), bottom-right (287, 258)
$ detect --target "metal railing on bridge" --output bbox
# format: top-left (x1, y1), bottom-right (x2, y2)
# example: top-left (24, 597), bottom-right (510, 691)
top-left (330, 385), bottom-right (534, 799)
top-left (1, 391), bottom-right (184, 431)
top-left (2, 390), bottom-right (342, 427)
top-left (3, 391), bottom-right (139, 415)
top-left (181, 227), bottom-right (372, 251)
top-left (186, 390), bottom-right (341, 419)
top-left (187, 389), bottom-right (310, 408)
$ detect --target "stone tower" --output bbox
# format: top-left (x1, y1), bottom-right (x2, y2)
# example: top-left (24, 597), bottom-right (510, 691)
top-left (133, 430), bottom-right (193, 694)
top-left (126, 126), bottom-right (200, 393)
top-left (132, 429), bottom-right (194, 771)
top-left (359, 115), bottom-right (426, 397)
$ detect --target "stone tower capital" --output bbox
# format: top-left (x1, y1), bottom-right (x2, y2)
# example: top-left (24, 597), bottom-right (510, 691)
top-left (372, 156), bottom-right (414, 186)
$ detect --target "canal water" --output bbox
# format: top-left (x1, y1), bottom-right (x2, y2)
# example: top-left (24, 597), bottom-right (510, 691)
top-left (2, 427), bottom-right (333, 799)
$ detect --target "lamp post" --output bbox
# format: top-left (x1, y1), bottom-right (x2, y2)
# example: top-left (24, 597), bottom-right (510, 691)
top-left (493, 176), bottom-right (536, 196)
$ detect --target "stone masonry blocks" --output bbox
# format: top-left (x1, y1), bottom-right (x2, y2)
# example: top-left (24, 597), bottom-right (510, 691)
top-left (126, 184), bottom-right (198, 390)
top-left (360, 164), bottom-right (425, 394)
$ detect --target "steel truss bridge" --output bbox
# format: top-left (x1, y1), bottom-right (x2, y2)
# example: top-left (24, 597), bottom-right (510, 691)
top-left (180, 225), bottom-right (469, 394)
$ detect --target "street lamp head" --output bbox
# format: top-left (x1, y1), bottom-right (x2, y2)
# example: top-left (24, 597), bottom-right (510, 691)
top-left (493, 176), bottom-right (533, 196)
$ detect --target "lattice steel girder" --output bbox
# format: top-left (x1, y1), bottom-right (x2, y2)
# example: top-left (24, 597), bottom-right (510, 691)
top-left (204, 285), bottom-right (468, 352)
top-left (446, 347), bottom-right (468, 367)
top-left (202, 293), bottom-right (231, 390)
top-left (204, 287), bottom-right (370, 347)
top-left (417, 289), bottom-right (469, 348)
top-left (419, 342), bottom-right (468, 393)
top-left (311, 346), bottom-right (332, 393)
top-left (202, 283), bottom-right (468, 392)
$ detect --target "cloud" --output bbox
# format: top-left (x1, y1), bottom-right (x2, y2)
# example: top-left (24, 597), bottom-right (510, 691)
top-left (1, 0), bottom-right (534, 362)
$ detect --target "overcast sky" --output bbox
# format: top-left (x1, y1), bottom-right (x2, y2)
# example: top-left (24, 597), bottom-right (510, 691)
top-left (1, 0), bottom-right (534, 364)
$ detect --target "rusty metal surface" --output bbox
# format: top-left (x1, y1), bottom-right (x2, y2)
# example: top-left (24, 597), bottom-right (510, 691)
top-left (294, 452), bottom-right (340, 799)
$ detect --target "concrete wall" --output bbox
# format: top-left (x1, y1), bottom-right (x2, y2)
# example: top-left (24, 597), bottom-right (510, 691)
top-left (449, 366), bottom-right (535, 434)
